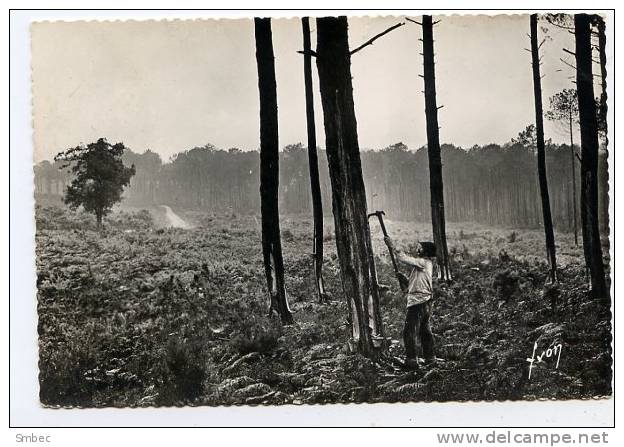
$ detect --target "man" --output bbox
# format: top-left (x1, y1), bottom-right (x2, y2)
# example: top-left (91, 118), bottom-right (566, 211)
top-left (385, 237), bottom-right (436, 368)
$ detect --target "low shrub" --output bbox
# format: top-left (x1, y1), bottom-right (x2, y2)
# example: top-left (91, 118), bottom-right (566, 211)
top-left (230, 315), bottom-right (282, 355)
top-left (281, 228), bottom-right (295, 242)
top-left (39, 338), bottom-right (99, 407)
top-left (492, 269), bottom-right (520, 299)
top-left (155, 337), bottom-right (208, 405)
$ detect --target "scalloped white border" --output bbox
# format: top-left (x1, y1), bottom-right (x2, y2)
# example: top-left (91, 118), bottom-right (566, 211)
top-left (9, 6), bottom-right (616, 429)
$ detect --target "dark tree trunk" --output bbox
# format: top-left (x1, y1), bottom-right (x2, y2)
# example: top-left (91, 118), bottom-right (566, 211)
top-left (595, 15), bottom-right (610, 235)
top-left (569, 107), bottom-right (578, 245)
top-left (596, 16), bottom-right (608, 139)
top-left (316, 16), bottom-right (383, 357)
top-left (302, 17), bottom-right (328, 303)
top-left (96, 210), bottom-right (103, 229)
top-left (530, 14), bottom-right (558, 282)
top-left (421, 15), bottom-right (451, 281)
top-left (574, 14), bottom-right (609, 299)
top-left (598, 146), bottom-right (609, 235)
top-left (254, 17), bottom-right (293, 324)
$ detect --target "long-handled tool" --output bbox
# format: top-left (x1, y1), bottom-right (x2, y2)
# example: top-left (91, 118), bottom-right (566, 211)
top-left (367, 210), bottom-right (410, 292)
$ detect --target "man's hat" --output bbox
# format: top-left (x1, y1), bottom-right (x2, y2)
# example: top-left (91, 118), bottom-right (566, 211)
top-left (419, 241), bottom-right (437, 258)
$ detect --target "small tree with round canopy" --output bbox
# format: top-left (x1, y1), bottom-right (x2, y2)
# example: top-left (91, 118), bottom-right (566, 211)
top-left (55, 138), bottom-right (136, 228)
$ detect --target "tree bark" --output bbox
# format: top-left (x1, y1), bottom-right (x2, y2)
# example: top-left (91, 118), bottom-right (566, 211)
top-left (530, 14), bottom-right (558, 282)
top-left (574, 14), bottom-right (609, 299)
top-left (421, 15), bottom-right (451, 281)
top-left (254, 17), bottom-right (294, 324)
top-left (595, 15), bottom-right (610, 235)
top-left (596, 16), bottom-right (608, 140)
top-left (316, 16), bottom-right (383, 357)
top-left (302, 17), bottom-right (328, 303)
top-left (569, 107), bottom-right (578, 245)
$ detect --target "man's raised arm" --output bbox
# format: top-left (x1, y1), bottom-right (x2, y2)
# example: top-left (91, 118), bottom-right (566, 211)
top-left (385, 237), bottom-right (427, 270)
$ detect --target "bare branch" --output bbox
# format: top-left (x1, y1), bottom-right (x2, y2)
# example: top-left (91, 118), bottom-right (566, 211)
top-left (560, 58), bottom-right (577, 71)
top-left (297, 50), bottom-right (317, 58)
top-left (538, 38), bottom-right (547, 49)
top-left (437, 105), bottom-right (444, 110)
top-left (575, 153), bottom-right (582, 162)
top-left (350, 22), bottom-right (405, 55)
top-left (562, 48), bottom-right (576, 57)
top-left (432, 19), bottom-right (441, 25)
top-left (405, 17), bottom-right (422, 26)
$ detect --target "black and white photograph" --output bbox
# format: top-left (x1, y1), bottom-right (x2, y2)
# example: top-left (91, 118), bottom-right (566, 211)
top-left (11, 7), bottom-right (615, 427)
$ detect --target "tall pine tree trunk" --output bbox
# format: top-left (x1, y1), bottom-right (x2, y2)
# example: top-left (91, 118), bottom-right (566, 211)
top-left (574, 14), bottom-right (609, 299)
top-left (595, 15), bottom-right (610, 235)
top-left (596, 16), bottom-right (608, 139)
top-left (316, 16), bottom-right (383, 357)
top-left (254, 18), bottom-right (293, 324)
top-left (569, 107), bottom-right (579, 245)
top-left (421, 15), bottom-right (451, 281)
top-left (302, 17), bottom-right (328, 303)
top-left (530, 14), bottom-right (558, 283)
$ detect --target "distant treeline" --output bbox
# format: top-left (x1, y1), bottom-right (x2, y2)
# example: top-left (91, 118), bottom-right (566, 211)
top-left (34, 141), bottom-right (609, 231)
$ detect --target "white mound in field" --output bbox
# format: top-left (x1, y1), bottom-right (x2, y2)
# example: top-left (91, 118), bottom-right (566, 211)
top-left (160, 205), bottom-right (192, 229)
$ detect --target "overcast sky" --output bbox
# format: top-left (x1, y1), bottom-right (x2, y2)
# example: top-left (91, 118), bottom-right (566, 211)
top-left (32, 15), bottom-right (587, 162)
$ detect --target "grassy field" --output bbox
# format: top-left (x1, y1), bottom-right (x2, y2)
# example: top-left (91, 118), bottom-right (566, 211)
top-left (35, 205), bottom-right (612, 407)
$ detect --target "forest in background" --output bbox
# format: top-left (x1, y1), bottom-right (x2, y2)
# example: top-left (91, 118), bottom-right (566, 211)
top-left (34, 139), bottom-right (610, 232)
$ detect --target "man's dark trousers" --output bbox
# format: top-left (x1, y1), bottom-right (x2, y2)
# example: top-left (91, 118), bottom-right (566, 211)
top-left (403, 300), bottom-right (434, 360)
